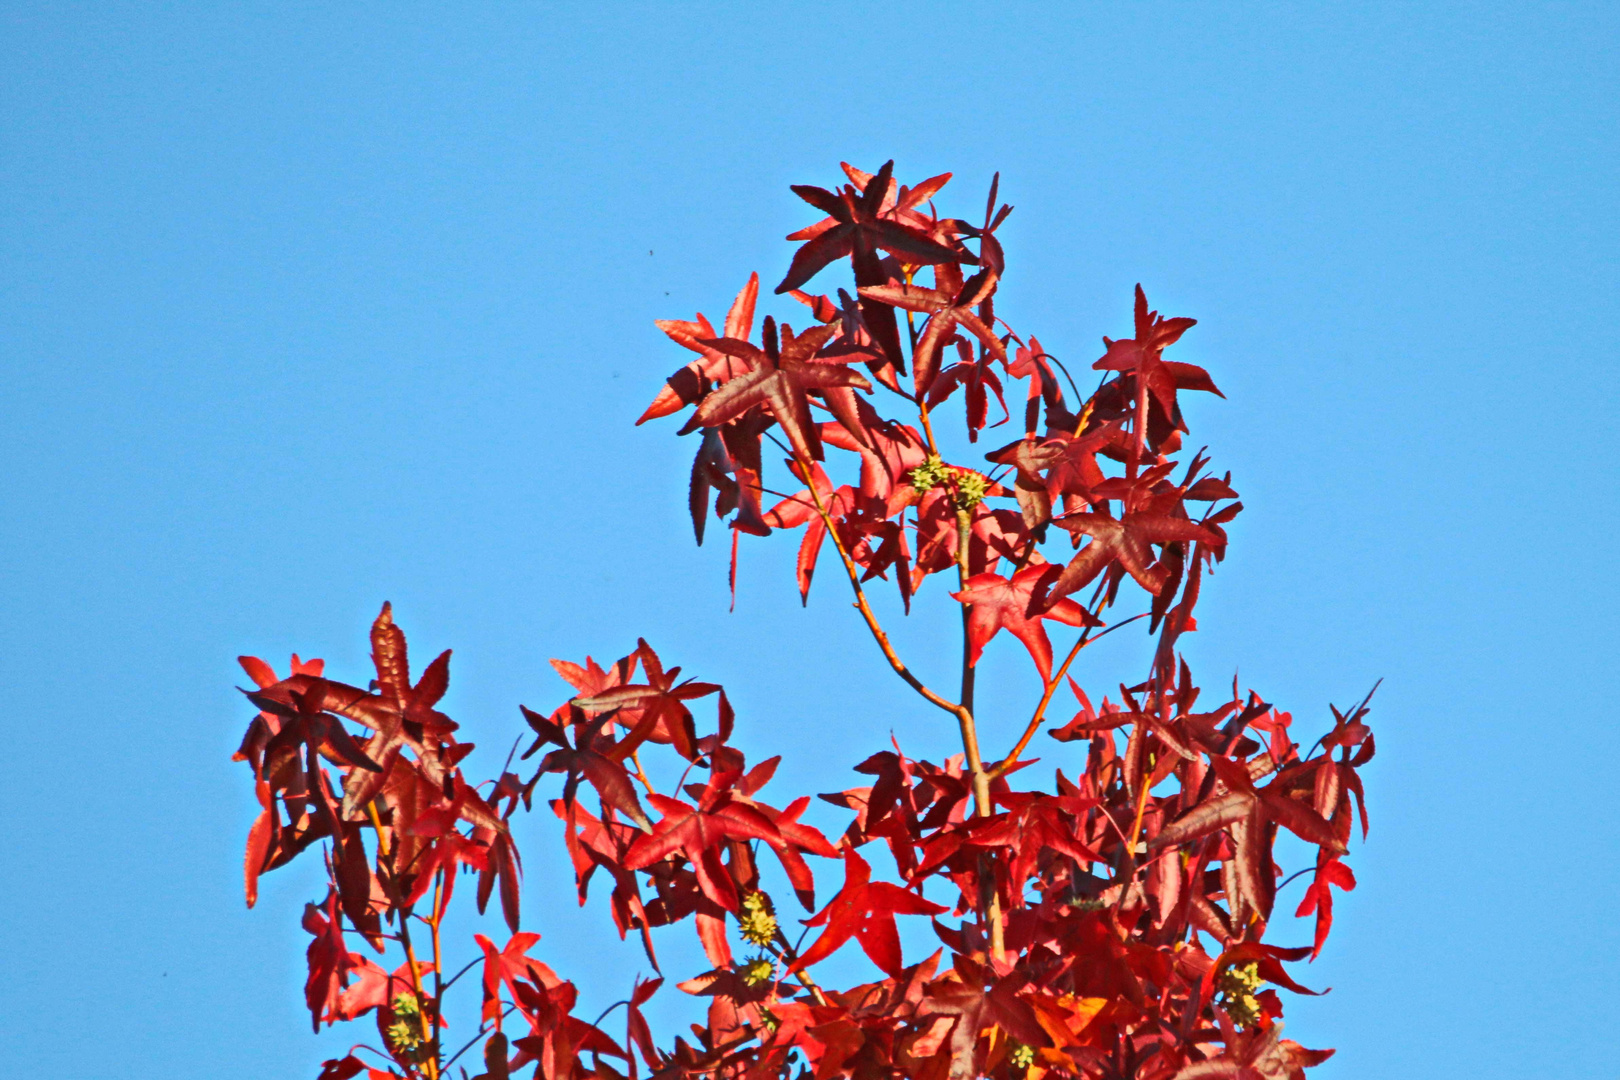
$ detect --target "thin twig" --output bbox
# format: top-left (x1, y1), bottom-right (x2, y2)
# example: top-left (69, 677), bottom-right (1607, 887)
top-left (792, 458), bottom-right (963, 720)
top-left (950, 495), bottom-right (1004, 962)
top-left (629, 748), bottom-right (657, 796)
top-left (429, 870), bottom-right (445, 1067)
top-left (763, 429), bottom-right (795, 459)
top-left (1095, 801), bottom-right (1133, 848)
top-left (499, 734), bottom-right (523, 778)
top-left (989, 612), bottom-right (1148, 779)
top-left (770, 929), bottom-right (829, 1006)
top-left (1277, 866), bottom-right (1316, 893)
top-left (439, 954), bottom-right (485, 995)
top-left (442, 1005), bottom-right (516, 1069)
top-left (592, 999), bottom-right (631, 1029)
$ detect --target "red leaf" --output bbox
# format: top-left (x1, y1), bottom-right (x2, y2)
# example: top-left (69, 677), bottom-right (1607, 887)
top-left (792, 848), bottom-right (944, 978)
top-left (687, 320), bottom-right (870, 463)
top-left (1151, 790), bottom-right (1255, 850)
top-left (639, 275), bottom-right (761, 424)
top-left (1295, 854), bottom-right (1357, 959)
top-left (623, 790), bottom-right (782, 913)
top-left (951, 565), bottom-right (1102, 681)
top-left (301, 889), bottom-right (360, 1031)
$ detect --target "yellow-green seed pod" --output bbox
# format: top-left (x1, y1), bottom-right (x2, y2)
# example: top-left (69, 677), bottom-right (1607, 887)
top-left (909, 456), bottom-right (949, 495)
top-left (738, 892), bottom-right (778, 946)
top-left (1215, 962), bottom-right (1266, 1029)
top-left (951, 468), bottom-right (989, 509)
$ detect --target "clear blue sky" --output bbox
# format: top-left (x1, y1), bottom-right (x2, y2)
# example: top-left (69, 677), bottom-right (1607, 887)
top-left (3, 4), bottom-right (1615, 1077)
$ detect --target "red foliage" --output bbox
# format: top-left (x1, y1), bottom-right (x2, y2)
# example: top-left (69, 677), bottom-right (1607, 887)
top-left (234, 160), bottom-right (1375, 1080)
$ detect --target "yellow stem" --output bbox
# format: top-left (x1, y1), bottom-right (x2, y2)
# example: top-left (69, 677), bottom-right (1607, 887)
top-left (952, 501), bottom-right (1003, 963)
top-left (367, 799), bottom-right (392, 859)
top-left (989, 593), bottom-right (1116, 779)
top-left (794, 457), bottom-right (963, 720)
top-left (630, 749), bottom-right (657, 796)
top-left (770, 932), bottom-right (829, 1007)
top-left (1128, 748), bottom-right (1156, 854)
top-left (367, 800), bottom-right (437, 1078)
top-left (917, 403), bottom-right (941, 456)
top-left (428, 870), bottom-right (445, 1073)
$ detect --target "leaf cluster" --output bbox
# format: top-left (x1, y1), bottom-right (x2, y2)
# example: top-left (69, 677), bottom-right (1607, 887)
top-left (233, 160), bottom-right (1376, 1080)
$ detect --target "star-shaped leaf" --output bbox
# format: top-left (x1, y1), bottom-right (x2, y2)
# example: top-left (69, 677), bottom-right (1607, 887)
top-left (301, 888), bottom-right (361, 1031)
top-left (1045, 506), bottom-right (1222, 604)
top-left (777, 160), bottom-right (972, 296)
top-left (1093, 284), bottom-right (1222, 431)
top-left (951, 565), bottom-right (1102, 681)
top-left (520, 704), bottom-right (651, 831)
top-left (623, 788), bottom-right (781, 914)
top-left (474, 931), bottom-right (562, 1025)
top-left (778, 160), bottom-right (976, 372)
top-left (763, 461), bottom-right (858, 603)
top-left (638, 274), bottom-right (760, 424)
top-left (1295, 853), bottom-right (1356, 960)
top-left (859, 264), bottom-right (1006, 395)
top-left (790, 847), bottom-right (945, 978)
top-left (684, 317), bottom-right (871, 462)
top-left (570, 640), bottom-right (719, 762)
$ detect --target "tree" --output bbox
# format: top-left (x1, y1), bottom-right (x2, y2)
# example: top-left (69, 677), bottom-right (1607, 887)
top-left (233, 159), bottom-right (1376, 1080)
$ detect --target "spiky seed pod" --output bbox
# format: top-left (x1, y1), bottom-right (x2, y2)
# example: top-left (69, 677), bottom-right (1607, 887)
top-left (1216, 961), bottom-right (1266, 1029)
top-left (738, 891), bottom-right (778, 947)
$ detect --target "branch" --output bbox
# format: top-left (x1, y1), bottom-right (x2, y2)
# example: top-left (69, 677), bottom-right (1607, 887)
top-left (792, 458), bottom-right (965, 721)
top-left (988, 611), bottom-right (1149, 779)
top-left (442, 1006), bottom-right (516, 1070)
top-left (439, 954), bottom-right (485, 995)
top-left (428, 870), bottom-right (446, 1071)
top-left (366, 800), bottom-right (438, 1079)
top-left (794, 451), bottom-right (1003, 960)
top-left (953, 499), bottom-right (1003, 962)
top-left (769, 929), bottom-right (829, 1007)
top-left (949, 511), bottom-right (989, 788)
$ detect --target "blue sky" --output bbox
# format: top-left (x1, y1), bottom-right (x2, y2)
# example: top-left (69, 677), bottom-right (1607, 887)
top-left (3, 3), bottom-right (1616, 1076)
